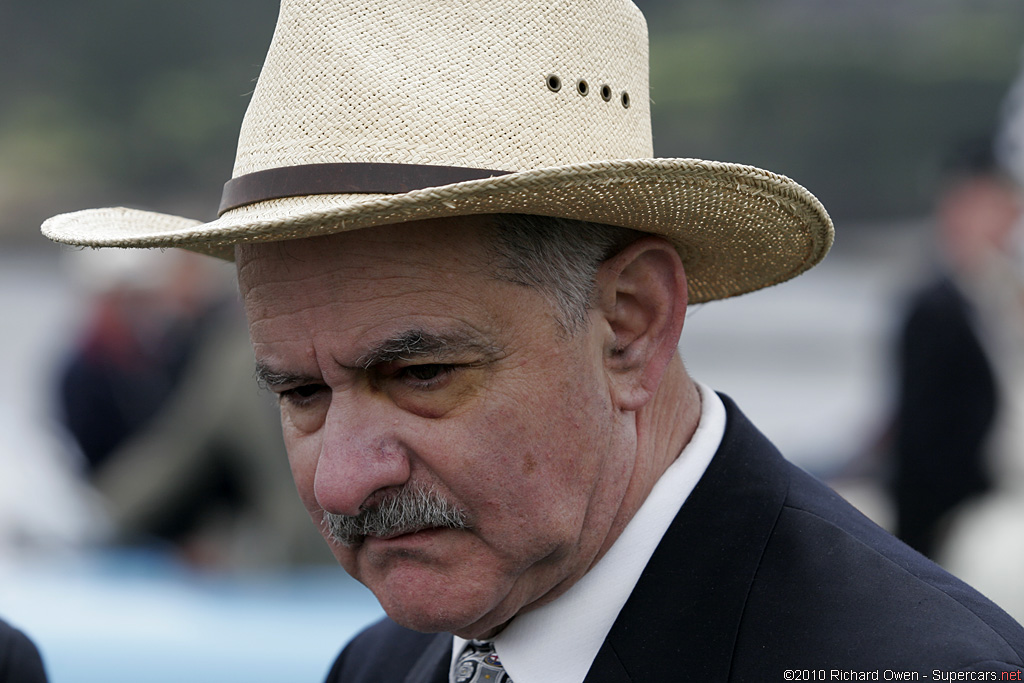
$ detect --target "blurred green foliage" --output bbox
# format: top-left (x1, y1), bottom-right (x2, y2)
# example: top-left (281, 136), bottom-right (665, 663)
top-left (3, 0), bottom-right (1024, 243)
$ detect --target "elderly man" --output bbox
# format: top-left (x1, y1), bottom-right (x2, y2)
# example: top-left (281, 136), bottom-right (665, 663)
top-left (43, 1), bottom-right (1024, 681)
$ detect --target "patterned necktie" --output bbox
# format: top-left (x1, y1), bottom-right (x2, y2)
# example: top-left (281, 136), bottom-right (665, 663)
top-left (453, 640), bottom-right (514, 683)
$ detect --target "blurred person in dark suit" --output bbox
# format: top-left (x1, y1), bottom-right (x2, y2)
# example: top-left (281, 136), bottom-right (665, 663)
top-left (933, 78), bottom-right (1024, 620)
top-left (890, 138), bottom-right (1022, 559)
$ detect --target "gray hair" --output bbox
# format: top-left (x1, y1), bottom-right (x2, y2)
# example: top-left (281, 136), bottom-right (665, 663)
top-left (487, 214), bottom-right (641, 333)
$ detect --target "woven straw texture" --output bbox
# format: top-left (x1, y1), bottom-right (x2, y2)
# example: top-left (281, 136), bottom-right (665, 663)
top-left (41, 0), bottom-right (834, 303)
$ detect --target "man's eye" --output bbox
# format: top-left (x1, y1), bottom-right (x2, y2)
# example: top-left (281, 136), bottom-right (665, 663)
top-left (280, 384), bottom-right (328, 405)
top-left (399, 364), bottom-right (453, 384)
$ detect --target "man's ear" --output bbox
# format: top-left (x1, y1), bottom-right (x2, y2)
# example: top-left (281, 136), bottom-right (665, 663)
top-left (593, 236), bottom-right (687, 412)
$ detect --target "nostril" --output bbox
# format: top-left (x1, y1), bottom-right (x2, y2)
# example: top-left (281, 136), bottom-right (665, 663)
top-left (359, 485), bottom-right (406, 512)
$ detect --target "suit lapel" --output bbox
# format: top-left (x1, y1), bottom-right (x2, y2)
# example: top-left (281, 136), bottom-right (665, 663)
top-left (586, 395), bottom-right (790, 682)
top-left (402, 632), bottom-right (452, 683)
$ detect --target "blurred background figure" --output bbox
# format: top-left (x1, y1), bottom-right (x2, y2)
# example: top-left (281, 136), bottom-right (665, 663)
top-left (929, 65), bottom-right (1024, 622)
top-left (54, 248), bottom-right (330, 569)
top-left (889, 136), bottom-right (1022, 560)
top-left (58, 249), bottom-right (225, 472)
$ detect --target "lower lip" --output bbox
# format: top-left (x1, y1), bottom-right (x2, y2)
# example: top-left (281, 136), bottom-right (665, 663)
top-left (366, 527), bottom-right (449, 546)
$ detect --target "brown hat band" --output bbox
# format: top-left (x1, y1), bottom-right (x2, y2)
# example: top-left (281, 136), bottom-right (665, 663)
top-left (219, 162), bottom-right (513, 214)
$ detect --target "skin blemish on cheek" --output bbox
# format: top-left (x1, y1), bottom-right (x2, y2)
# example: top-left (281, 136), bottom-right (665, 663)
top-left (523, 452), bottom-right (537, 475)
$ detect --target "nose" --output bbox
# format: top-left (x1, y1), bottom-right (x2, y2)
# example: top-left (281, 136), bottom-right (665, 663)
top-left (313, 394), bottom-right (411, 517)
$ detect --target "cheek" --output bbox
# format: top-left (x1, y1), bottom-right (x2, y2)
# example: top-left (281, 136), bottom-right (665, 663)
top-left (281, 423), bottom-right (322, 515)
top-left (462, 393), bottom-right (608, 518)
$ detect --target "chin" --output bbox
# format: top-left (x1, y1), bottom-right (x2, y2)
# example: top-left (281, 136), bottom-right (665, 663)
top-left (345, 529), bottom-right (534, 635)
top-left (370, 570), bottom-right (514, 637)
top-left (380, 595), bottom-right (486, 635)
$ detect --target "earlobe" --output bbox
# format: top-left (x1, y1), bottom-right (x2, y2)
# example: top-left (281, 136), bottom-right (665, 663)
top-left (596, 237), bottom-right (688, 412)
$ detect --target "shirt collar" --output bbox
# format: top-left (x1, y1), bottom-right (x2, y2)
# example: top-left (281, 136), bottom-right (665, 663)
top-left (451, 383), bottom-right (726, 683)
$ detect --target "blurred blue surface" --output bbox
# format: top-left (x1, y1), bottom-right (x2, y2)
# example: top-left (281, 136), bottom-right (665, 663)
top-left (0, 550), bottom-right (384, 683)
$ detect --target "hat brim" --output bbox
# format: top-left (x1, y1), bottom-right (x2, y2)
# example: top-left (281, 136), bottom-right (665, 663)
top-left (41, 158), bottom-right (832, 303)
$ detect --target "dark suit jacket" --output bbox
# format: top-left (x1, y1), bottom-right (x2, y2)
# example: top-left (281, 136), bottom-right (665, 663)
top-left (326, 396), bottom-right (1024, 682)
top-left (0, 619), bottom-right (47, 683)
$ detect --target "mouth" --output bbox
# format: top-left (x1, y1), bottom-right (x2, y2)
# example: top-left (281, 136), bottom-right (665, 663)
top-left (369, 525), bottom-right (446, 542)
top-left (356, 526), bottom-right (466, 551)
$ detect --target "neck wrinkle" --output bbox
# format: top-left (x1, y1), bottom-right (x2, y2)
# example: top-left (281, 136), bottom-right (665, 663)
top-left (594, 354), bottom-right (700, 568)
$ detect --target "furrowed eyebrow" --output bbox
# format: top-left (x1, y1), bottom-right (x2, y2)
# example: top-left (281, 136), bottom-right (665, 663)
top-left (253, 329), bottom-right (499, 389)
top-left (253, 363), bottom-right (317, 390)
top-left (355, 329), bottom-right (498, 369)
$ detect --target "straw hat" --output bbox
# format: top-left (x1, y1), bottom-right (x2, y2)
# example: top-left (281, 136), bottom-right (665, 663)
top-left (42, 0), bottom-right (833, 303)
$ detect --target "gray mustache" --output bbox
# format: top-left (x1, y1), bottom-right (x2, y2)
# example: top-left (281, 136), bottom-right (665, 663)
top-left (322, 485), bottom-right (469, 547)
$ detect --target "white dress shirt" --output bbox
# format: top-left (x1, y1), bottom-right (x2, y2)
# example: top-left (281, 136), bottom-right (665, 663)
top-left (451, 383), bottom-right (725, 683)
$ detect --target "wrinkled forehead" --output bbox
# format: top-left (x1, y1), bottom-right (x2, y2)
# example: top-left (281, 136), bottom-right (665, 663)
top-left (236, 217), bottom-right (496, 293)
top-left (234, 220), bottom-right (517, 342)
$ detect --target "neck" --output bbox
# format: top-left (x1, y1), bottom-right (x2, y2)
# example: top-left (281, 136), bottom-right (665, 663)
top-left (633, 355), bottom-right (701, 502)
top-left (594, 354), bottom-right (700, 561)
